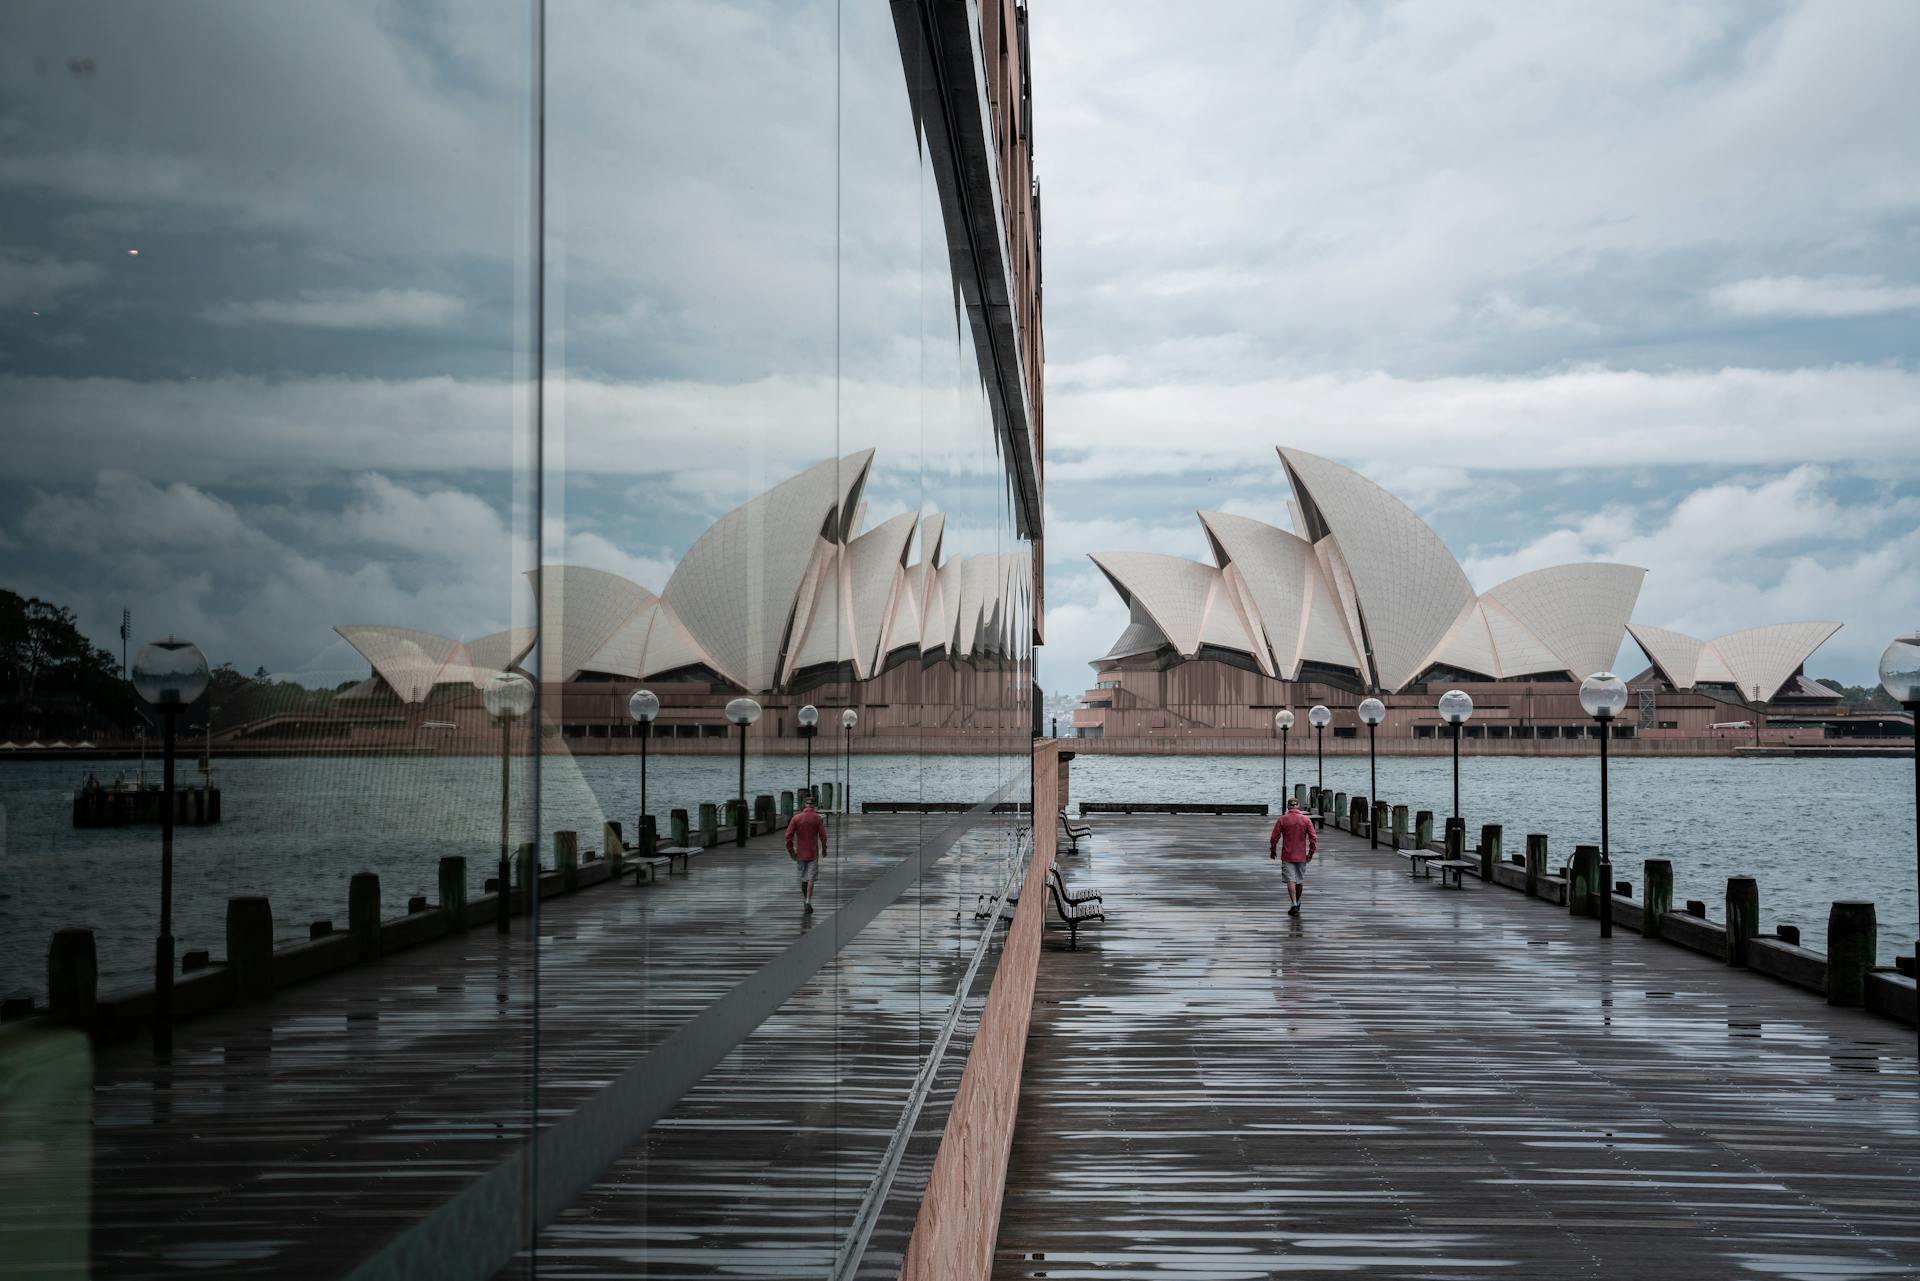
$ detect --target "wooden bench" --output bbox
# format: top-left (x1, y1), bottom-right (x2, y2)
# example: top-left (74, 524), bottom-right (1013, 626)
top-left (1044, 879), bottom-right (1105, 950)
top-left (625, 846), bottom-right (694, 883)
top-left (1060, 810), bottom-right (1093, 854)
top-left (1430, 859), bottom-right (1478, 889)
top-left (1399, 849), bottom-right (1444, 878)
top-left (1048, 862), bottom-right (1102, 906)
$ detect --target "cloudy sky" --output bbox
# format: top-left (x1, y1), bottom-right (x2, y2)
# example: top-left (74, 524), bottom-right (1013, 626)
top-left (1029, 0), bottom-right (1920, 694)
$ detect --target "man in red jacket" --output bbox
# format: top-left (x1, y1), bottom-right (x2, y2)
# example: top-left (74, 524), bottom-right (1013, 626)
top-left (785, 793), bottom-right (829, 914)
top-left (1268, 798), bottom-right (1317, 917)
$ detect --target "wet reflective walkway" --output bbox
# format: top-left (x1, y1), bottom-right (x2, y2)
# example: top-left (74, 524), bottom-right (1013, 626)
top-left (994, 816), bottom-right (1920, 1281)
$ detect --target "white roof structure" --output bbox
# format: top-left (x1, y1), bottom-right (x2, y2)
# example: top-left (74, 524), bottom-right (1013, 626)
top-left (335, 625), bottom-right (510, 704)
top-left (1627, 621), bottom-right (1842, 702)
top-left (1090, 447), bottom-right (1648, 691)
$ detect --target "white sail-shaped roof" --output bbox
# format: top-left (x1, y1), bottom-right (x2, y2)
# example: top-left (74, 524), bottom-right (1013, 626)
top-left (1425, 601), bottom-right (1501, 680)
top-left (464, 627), bottom-right (536, 674)
top-left (536, 565), bottom-right (657, 682)
top-left (1280, 447), bottom-right (1476, 692)
top-left (1102, 599), bottom-right (1171, 663)
top-left (1627, 624), bottom-right (1709, 688)
top-left (1480, 563), bottom-right (1645, 681)
top-left (1627, 620), bottom-right (1842, 701)
top-left (1089, 552), bottom-right (1218, 656)
top-left (846, 513), bottom-right (917, 674)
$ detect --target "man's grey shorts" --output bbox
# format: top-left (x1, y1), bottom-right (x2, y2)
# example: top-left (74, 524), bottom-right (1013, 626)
top-left (1280, 860), bottom-right (1306, 885)
top-left (796, 857), bottom-right (819, 885)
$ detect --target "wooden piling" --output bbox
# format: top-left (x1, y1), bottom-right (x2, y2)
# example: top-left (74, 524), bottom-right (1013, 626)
top-left (309, 920), bottom-right (332, 940)
top-left (1444, 821), bottom-right (1465, 861)
top-left (669, 808), bottom-right (690, 847)
top-left (723, 798), bottom-right (745, 839)
top-left (1525, 833), bottom-right (1547, 899)
top-left (1371, 800), bottom-right (1388, 845)
top-left (1725, 876), bottom-right (1759, 966)
top-left (438, 857), bottom-right (466, 929)
top-left (1827, 901), bottom-right (1876, 1007)
top-left (349, 874), bottom-right (381, 961)
top-left (1643, 859), bottom-right (1673, 939)
top-left (514, 843), bottom-right (537, 909)
top-left (638, 814), bottom-right (658, 857)
top-left (47, 928), bottom-right (96, 1026)
top-left (697, 802), bottom-right (719, 844)
top-left (1477, 824), bottom-right (1501, 882)
top-left (1414, 810), bottom-right (1434, 849)
top-left (228, 896), bottom-right (275, 998)
top-left (1332, 792), bottom-right (1347, 827)
top-left (1391, 805), bottom-right (1409, 850)
top-left (754, 794), bottom-right (776, 831)
top-left (780, 790), bottom-right (795, 820)
top-left (602, 822), bottom-right (624, 874)
top-left (1294, 782), bottom-right (1307, 807)
top-left (1350, 795), bottom-right (1368, 832)
top-left (555, 830), bottom-right (579, 891)
top-left (1568, 845), bottom-right (1599, 916)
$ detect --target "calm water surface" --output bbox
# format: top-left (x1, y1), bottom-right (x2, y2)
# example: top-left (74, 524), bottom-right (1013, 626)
top-left (0, 750), bottom-right (1912, 999)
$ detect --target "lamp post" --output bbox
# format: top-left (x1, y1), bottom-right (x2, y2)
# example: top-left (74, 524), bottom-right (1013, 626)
top-left (1438, 689), bottom-right (1473, 820)
top-left (841, 707), bottom-right (859, 816)
top-left (1580, 672), bottom-right (1628, 940)
top-left (1357, 697), bottom-right (1385, 848)
top-left (483, 672), bottom-right (534, 933)
top-left (798, 703), bottom-right (819, 799)
top-left (1877, 633), bottom-right (1919, 1038)
top-left (132, 636), bottom-right (210, 1054)
top-left (726, 697), bottom-right (763, 846)
top-left (1274, 709), bottom-right (1294, 799)
top-left (627, 688), bottom-right (658, 833)
top-left (1308, 705), bottom-right (1331, 799)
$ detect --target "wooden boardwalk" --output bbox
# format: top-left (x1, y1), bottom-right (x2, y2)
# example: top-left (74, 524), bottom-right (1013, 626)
top-left (3, 812), bottom-right (1019, 1279)
top-left (995, 815), bottom-right (1920, 1280)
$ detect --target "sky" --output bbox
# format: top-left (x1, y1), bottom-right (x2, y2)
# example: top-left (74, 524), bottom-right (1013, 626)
top-left (1028, 0), bottom-right (1920, 695)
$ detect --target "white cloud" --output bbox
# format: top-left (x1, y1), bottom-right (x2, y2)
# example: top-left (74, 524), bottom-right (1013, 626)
top-left (1710, 275), bottom-right (1920, 319)
top-left (203, 288), bottom-right (468, 331)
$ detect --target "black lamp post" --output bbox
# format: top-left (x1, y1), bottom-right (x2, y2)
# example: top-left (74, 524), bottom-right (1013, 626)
top-left (1876, 634), bottom-right (1919, 1051)
top-left (483, 672), bottom-right (534, 933)
top-left (841, 707), bottom-right (859, 817)
top-left (1580, 672), bottom-right (1628, 940)
top-left (1438, 689), bottom-right (1473, 820)
top-left (1274, 709), bottom-right (1294, 799)
top-left (1308, 704), bottom-right (1330, 800)
top-left (628, 688), bottom-right (658, 835)
top-left (1358, 696), bottom-right (1385, 848)
top-left (798, 703), bottom-right (819, 799)
top-left (132, 636), bottom-right (210, 1054)
top-left (727, 697), bottom-right (763, 847)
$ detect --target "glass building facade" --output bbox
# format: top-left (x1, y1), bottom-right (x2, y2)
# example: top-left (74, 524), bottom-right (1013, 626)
top-left (1, 2), bottom-right (1042, 1275)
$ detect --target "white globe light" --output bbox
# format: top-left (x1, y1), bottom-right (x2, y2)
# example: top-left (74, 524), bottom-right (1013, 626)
top-left (132, 637), bottom-right (210, 707)
top-left (842, 708), bottom-right (859, 729)
top-left (797, 703), bottom-right (819, 727)
top-left (725, 697), bottom-right (763, 726)
top-left (1437, 689), bottom-right (1474, 724)
top-left (1273, 709), bottom-right (1295, 731)
top-left (1578, 672), bottom-right (1629, 722)
top-left (627, 688), bottom-right (659, 723)
top-left (1879, 632), bottom-right (1920, 706)
top-left (1308, 704), bottom-right (1332, 728)
top-left (482, 671), bottom-right (534, 720)
top-left (1357, 697), bottom-right (1386, 726)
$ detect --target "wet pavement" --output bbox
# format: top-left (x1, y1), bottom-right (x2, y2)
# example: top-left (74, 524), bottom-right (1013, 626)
top-left (994, 815), bottom-right (1920, 1281)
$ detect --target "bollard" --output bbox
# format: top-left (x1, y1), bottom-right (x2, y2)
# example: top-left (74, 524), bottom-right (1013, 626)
top-left (1685, 899), bottom-right (1706, 917)
top-left (1776, 924), bottom-right (1801, 946)
top-left (47, 928), bottom-right (97, 1026)
top-left (349, 874), bottom-right (381, 961)
top-left (1643, 860), bottom-right (1674, 941)
top-left (1478, 824), bottom-right (1501, 883)
top-left (1525, 833), bottom-right (1548, 899)
top-left (1350, 795), bottom-right (1368, 832)
top-left (639, 814), bottom-right (658, 857)
top-left (724, 797), bottom-right (746, 836)
top-left (698, 802), bottom-right (719, 843)
top-left (1826, 901), bottom-right (1876, 1007)
top-left (310, 920), bottom-right (333, 940)
top-left (1371, 800), bottom-right (1388, 849)
top-left (1614, 880), bottom-right (1632, 897)
top-left (407, 895), bottom-right (428, 914)
top-left (818, 782), bottom-right (835, 810)
top-left (1568, 845), bottom-right (1599, 916)
top-left (780, 790), bottom-right (795, 820)
top-left (439, 856), bottom-right (467, 928)
top-left (602, 821), bottom-right (624, 873)
top-left (228, 896), bottom-right (275, 998)
top-left (754, 794), bottom-right (776, 830)
top-left (1414, 810), bottom-right (1434, 849)
top-left (1333, 792), bottom-right (1347, 827)
top-left (1294, 782), bottom-right (1307, 807)
top-left (1725, 877), bottom-right (1758, 966)
top-left (1444, 822), bottom-right (1465, 861)
top-left (670, 808), bottom-right (690, 847)
top-left (182, 950), bottom-right (210, 971)
top-left (555, 830), bottom-right (579, 892)
top-left (1391, 804), bottom-right (1409, 850)
top-left (514, 843), bottom-right (538, 909)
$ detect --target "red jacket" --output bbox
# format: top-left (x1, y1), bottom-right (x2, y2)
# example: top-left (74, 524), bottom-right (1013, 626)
top-left (785, 808), bottom-right (827, 861)
top-left (1269, 809), bottom-right (1317, 863)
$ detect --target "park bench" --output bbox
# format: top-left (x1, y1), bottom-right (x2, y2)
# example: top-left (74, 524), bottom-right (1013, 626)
top-left (1060, 810), bottom-right (1094, 854)
top-left (1048, 862), bottom-right (1102, 906)
top-left (1399, 849), bottom-right (1445, 879)
top-left (625, 846), bottom-right (694, 884)
top-left (1430, 858), bottom-right (1478, 889)
top-left (1044, 878), bottom-right (1105, 950)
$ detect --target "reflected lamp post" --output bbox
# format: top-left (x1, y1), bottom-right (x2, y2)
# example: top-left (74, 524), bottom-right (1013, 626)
top-left (627, 688), bottom-right (658, 834)
top-left (483, 672), bottom-right (534, 934)
top-left (1308, 704), bottom-right (1331, 797)
top-left (1580, 672), bottom-right (1628, 941)
top-left (1357, 697), bottom-right (1386, 848)
top-left (1274, 709), bottom-right (1294, 799)
top-left (1878, 633), bottom-right (1919, 1013)
top-left (842, 707), bottom-right (859, 816)
top-left (798, 703), bottom-right (819, 799)
top-left (132, 636), bottom-right (210, 1054)
top-left (726, 697), bottom-right (763, 847)
top-left (1438, 689), bottom-right (1474, 820)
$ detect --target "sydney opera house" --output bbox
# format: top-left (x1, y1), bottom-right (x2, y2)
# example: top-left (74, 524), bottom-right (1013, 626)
top-left (1074, 447), bottom-right (1894, 751)
top-left (252, 450), bottom-right (1035, 754)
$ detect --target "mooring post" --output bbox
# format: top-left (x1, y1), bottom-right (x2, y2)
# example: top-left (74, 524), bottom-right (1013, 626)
top-left (1568, 845), bottom-right (1599, 916)
top-left (1294, 782), bottom-right (1307, 807)
top-left (1390, 804), bottom-right (1409, 850)
top-left (697, 802), bottom-right (719, 845)
top-left (1350, 795), bottom-right (1368, 832)
top-left (1443, 821), bottom-right (1464, 860)
top-left (1370, 799), bottom-right (1388, 848)
top-left (1642, 859), bottom-right (1673, 938)
top-left (1725, 876), bottom-right (1759, 966)
top-left (439, 856), bottom-right (467, 930)
top-left (554, 831), bottom-right (579, 892)
top-left (514, 842), bottom-right (537, 910)
top-left (723, 798), bottom-right (745, 841)
top-left (602, 822), bottom-right (624, 874)
top-left (348, 874), bottom-right (380, 962)
top-left (819, 782), bottom-right (835, 811)
top-left (1525, 833), bottom-right (1548, 899)
top-left (47, 928), bottom-right (97, 1026)
top-left (228, 895), bottom-right (275, 997)
top-left (754, 793), bottom-right (776, 832)
top-left (1414, 810), bottom-right (1434, 850)
top-left (669, 808), bottom-right (689, 847)
top-left (1332, 792), bottom-right (1347, 828)
top-left (1826, 901), bottom-right (1876, 1006)
top-left (1478, 824), bottom-right (1501, 882)
top-left (780, 789), bottom-right (795, 821)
